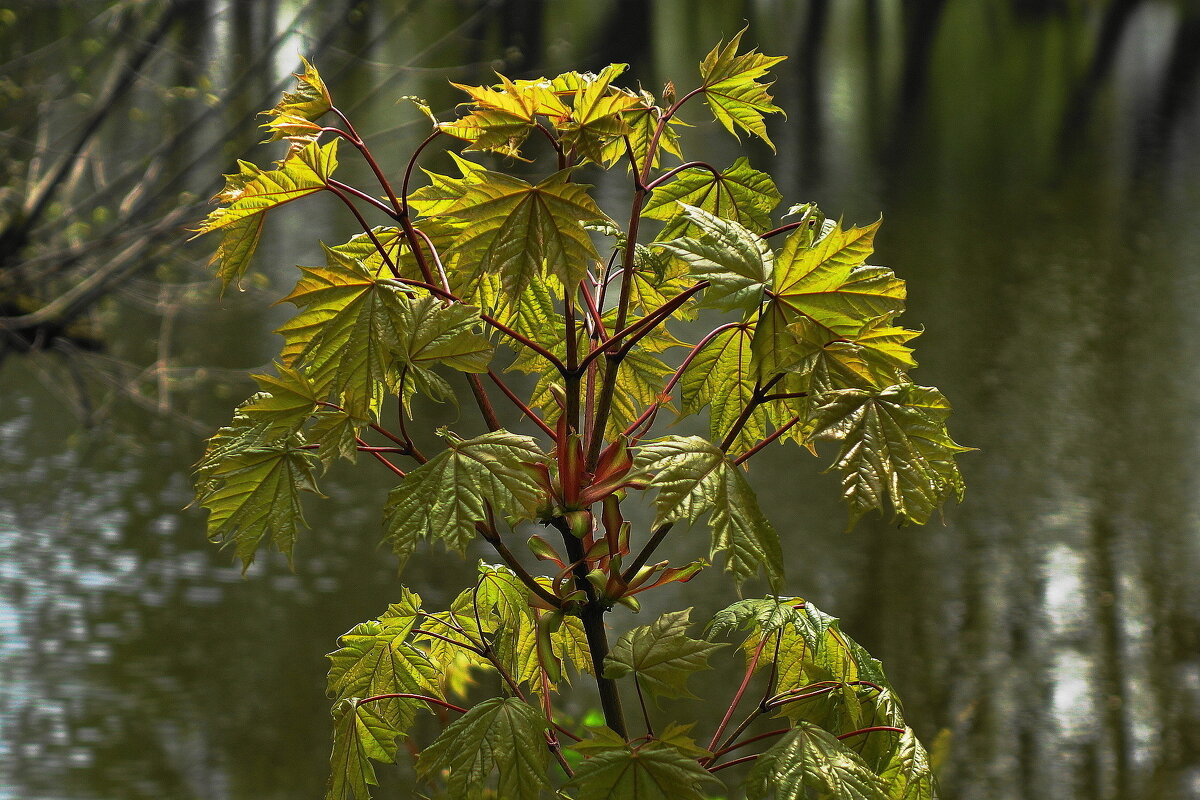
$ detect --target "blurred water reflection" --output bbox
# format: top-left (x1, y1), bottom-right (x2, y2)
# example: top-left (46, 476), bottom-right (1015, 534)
top-left (2, 1), bottom-right (1200, 798)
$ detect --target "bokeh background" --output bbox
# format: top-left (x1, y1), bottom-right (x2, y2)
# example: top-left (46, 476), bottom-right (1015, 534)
top-left (2, 1), bottom-right (1200, 798)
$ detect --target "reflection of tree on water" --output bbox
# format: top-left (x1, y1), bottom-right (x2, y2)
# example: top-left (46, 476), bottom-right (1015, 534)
top-left (2, 1), bottom-right (1200, 798)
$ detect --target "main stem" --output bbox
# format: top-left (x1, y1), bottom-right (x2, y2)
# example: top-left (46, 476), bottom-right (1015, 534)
top-left (557, 521), bottom-right (626, 737)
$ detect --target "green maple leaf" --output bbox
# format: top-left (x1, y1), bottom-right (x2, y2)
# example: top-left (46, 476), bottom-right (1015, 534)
top-left (390, 294), bottom-right (493, 373)
top-left (327, 698), bottom-right (399, 800)
top-left (554, 64), bottom-right (641, 164)
top-left (746, 722), bottom-right (889, 800)
top-left (635, 436), bottom-right (783, 588)
top-left (602, 609), bottom-right (725, 699)
top-left (261, 56), bottom-right (331, 141)
top-left (194, 433), bottom-right (319, 571)
top-left (563, 742), bottom-right (722, 800)
top-left (382, 430), bottom-right (549, 569)
top-left (438, 169), bottom-right (610, 301)
top-left (877, 727), bottom-right (939, 800)
top-left (326, 593), bottom-right (442, 734)
top-left (773, 219), bottom-right (905, 337)
top-left (783, 317), bottom-right (920, 393)
top-left (808, 384), bottom-right (970, 527)
top-left (193, 139), bottom-right (339, 289)
top-left (644, 157), bottom-right (781, 238)
top-left (275, 246), bottom-right (412, 418)
top-left (602, 100), bottom-right (686, 172)
top-left (416, 697), bottom-right (550, 800)
top-left (654, 204), bottom-right (773, 313)
top-left (679, 323), bottom-right (773, 453)
top-left (698, 27), bottom-right (787, 149)
top-left (266, 57), bottom-right (331, 123)
top-left (238, 365), bottom-right (323, 437)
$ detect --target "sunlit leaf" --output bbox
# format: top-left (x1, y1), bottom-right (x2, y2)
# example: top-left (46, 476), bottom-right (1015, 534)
top-left (745, 722), bottom-right (889, 800)
top-left (193, 140), bottom-right (339, 289)
top-left (877, 727), bottom-right (939, 800)
top-left (264, 56), bottom-right (331, 128)
top-left (698, 27), bottom-right (786, 149)
top-left (563, 742), bottom-right (721, 800)
top-left (382, 430), bottom-right (549, 569)
top-left (327, 698), bottom-right (399, 800)
top-left (416, 697), bottom-right (550, 800)
top-left (808, 384), bottom-right (969, 527)
top-left (773, 220), bottom-right (904, 337)
top-left (195, 433), bottom-right (319, 571)
top-left (636, 436), bottom-right (783, 588)
top-left (679, 323), bottom-right (772, 453)
top-left (602, 609), bottom-right (724, 699)
top-left (644, 157), bottom-right (781, 238)
top-left (438, 169), bottom-right (611, 301)
top-left (654, 204), bottom-right (773, 313)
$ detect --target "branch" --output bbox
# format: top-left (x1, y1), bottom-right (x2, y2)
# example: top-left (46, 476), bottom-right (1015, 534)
top-left (356, 436), bottom-right (406, 478)
top-left (486, 369), bottom-right (556, 438)
top-left (384, 277), bottom-right (567, 372)
top-left (619, 523), bottom-right (673, 584)
top-left (837, 726), bottom-right (905, 741)
top-left (356, 693), bottom-right (467, 715)
top-left (707, 638), bottom-right (767, 753)
top-left (477, 522), bottom-right (562, 609)
top-left (577, 281), bottom-right (709, 372)
top-left (643, 160), bottom-right (722, 191)
top-left (732, 415), bottom-right (802, 466)
top-left (707, 753), bottom-right (759, 774)
top-left (331, 107), bottom-right (404, 215)
top-left (325, 185), bottom-right (400, 278)
top-left (719, 375), bottom-right (783, 451)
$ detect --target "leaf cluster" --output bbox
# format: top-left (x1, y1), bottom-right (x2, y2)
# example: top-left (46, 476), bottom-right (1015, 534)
top-left (191, 30), bottom-right (964, 800)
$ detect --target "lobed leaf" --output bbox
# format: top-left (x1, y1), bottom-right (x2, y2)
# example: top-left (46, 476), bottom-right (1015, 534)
top-left (654, 204), bottom-right (773, 313)
top-left (602, 609), bottom-right (724, 699)
top-left (193, 140), bottom-right (339, 289)
top-left (698, 27), bottom-right (787, 149)
top-left (195, 433), bottom-right (319, 571)
top-left (416, 697), bottom-right (550, 800)
top-left (635, 436), bottom-right (783, 589)
top-left (438, 169), bottom-right (611, 302)
top-left (327, 699), bottom-right (400, 800)
top-left (563, 742), bottom-right (721, 800)
top-left (808, 384), bottom-right (969, 527)
top-left (745, 722), bottom-right (889, 800)
top-left (644, 157), bottom-right (781, 238)
top-left (382, 431), bottom-right (549, 570)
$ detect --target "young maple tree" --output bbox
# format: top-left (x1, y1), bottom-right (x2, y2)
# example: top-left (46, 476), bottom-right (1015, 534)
top-left (192, 31), bottom-right (966, 800)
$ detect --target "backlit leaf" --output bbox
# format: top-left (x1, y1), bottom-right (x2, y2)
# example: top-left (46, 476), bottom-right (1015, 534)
top-left (746, 722), bottom-right (889, 800)
top-left (679, 323), bottom-right (771, 453)
top-left (808, 385), bottom-right (969, 527)
top-left (698, 27), bottom-right (786, 149)
top-left (654, 204), bottom-right (773, 313)
top-left (563, 742), bottom-right (721, 800)
top-left (195, 434), bottom-right (319, 571)
top-left (194, 140), bottom-right (339, 289)
top-left (878, 727), bottom-right (938, 800)
top-left (275, 245), bottom-right (412, 418)
top-left (265, 56), bottom-right (331, 129)
top-left (327, 698), bottom-right (399, 800)
top-left (773, 220), bottom-right (904, 337)
top-left (602, 609), bottom-right (724, 699)
top-left (635, 436), bottom-right (783, 588)
top-left (644, 157), bottom-right (781, 239)
top-left (439, 169), bottom-right (611, 301)
top-left (416, 697), bottom-right (550, 800)
top-left (382, 430), bottom-right (549, 568)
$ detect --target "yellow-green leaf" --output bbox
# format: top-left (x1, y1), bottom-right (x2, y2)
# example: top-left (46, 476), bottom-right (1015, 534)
top-left (698, 27), bottom-right (786, 149)
top-left (438, 169), bottom-right (611, 302)
top-left (635, 436), bottom-right (783, 588)
top-left (809, 384), bottom-right (970, 527)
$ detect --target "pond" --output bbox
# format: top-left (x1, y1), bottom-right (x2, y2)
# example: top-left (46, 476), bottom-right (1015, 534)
top-left (2, 2), bottom-right (1199, 798)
